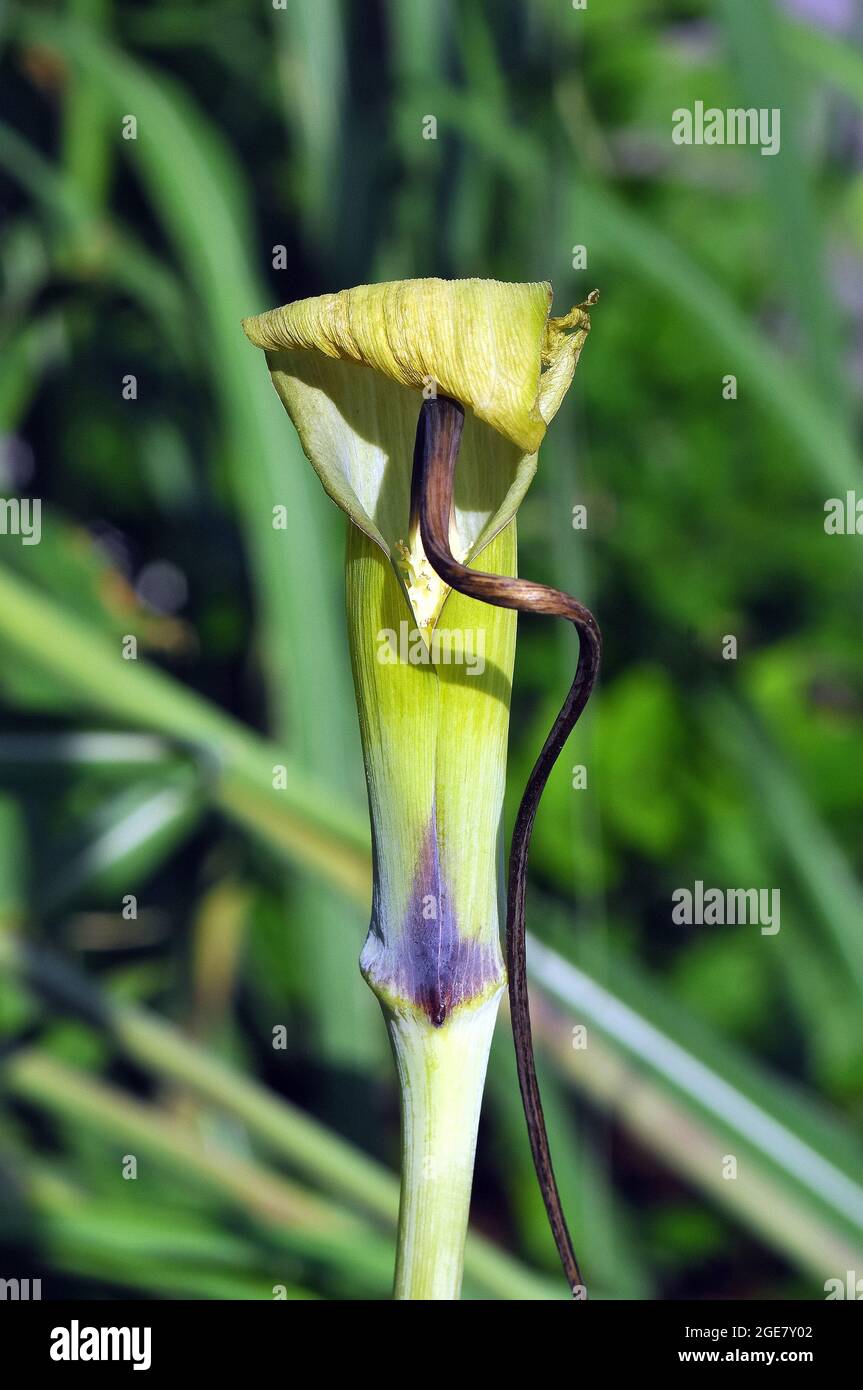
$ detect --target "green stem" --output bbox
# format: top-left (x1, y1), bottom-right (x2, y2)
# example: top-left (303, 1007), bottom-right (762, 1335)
top-left (388, 992), bottom-right (503, 1300)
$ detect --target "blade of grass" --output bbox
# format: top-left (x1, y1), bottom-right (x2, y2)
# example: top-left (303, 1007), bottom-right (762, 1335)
top-left (528, 931), bottom-right (863, 1272)
top-left (0, 731), bottom-right (178, 773)
top-left (9, 12), bottom-right (377, 1071)
top-left (39, 773), bottom-right (204, 913)
top-left (61, 0), bottom-right (113, 213)
top-left (0, 564), bottom-right (370, 899)
top-left (487, 1025), bottom-right (652, 1298)
top-left (532, 985), bottom-right (863, 1282)
top-left (0, 124), bottom-right (192, 357)
top-left (271, 0), bottom-right (345, 254)
top-left (783, 16), bottom-right (863, 109)
top-left (0, 794), bottom-right (27, 921)
top-left (0, 932), bottom-right (561, 1299)
top-left (714, 0), bottom-right (848, 416)
top-left (3, 1047), bottom-right (367, 1238)
top-left (14, 1170), bottom-right (317, 1299)
top-left (570, 176), bottom-right (861, 497)
top-left (1, 1055), bottom-right (398, 1297)
top-left (14, 10), bottom-right (354, 756)
top-left (708, 689), bottom-right (863, 998)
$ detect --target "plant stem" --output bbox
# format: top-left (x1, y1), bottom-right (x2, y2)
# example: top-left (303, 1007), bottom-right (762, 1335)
top-left (387, 991), bottom-right (503, 1300)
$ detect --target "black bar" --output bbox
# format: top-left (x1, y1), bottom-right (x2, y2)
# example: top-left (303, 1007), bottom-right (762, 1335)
top-left (0, 1296), bottom-right (859, 1375)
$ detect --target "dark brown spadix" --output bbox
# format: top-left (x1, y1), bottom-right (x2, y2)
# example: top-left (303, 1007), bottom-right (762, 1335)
top-left (413, 392), bottom-right (601, 1298)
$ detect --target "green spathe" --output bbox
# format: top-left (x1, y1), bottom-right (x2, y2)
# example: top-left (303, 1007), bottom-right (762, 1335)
top-left (242, 279), bottom-right (591, 627)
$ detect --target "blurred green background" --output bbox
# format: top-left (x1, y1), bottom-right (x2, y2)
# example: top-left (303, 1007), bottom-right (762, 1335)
top-left (1, 0), bottom-right (862, 1301)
